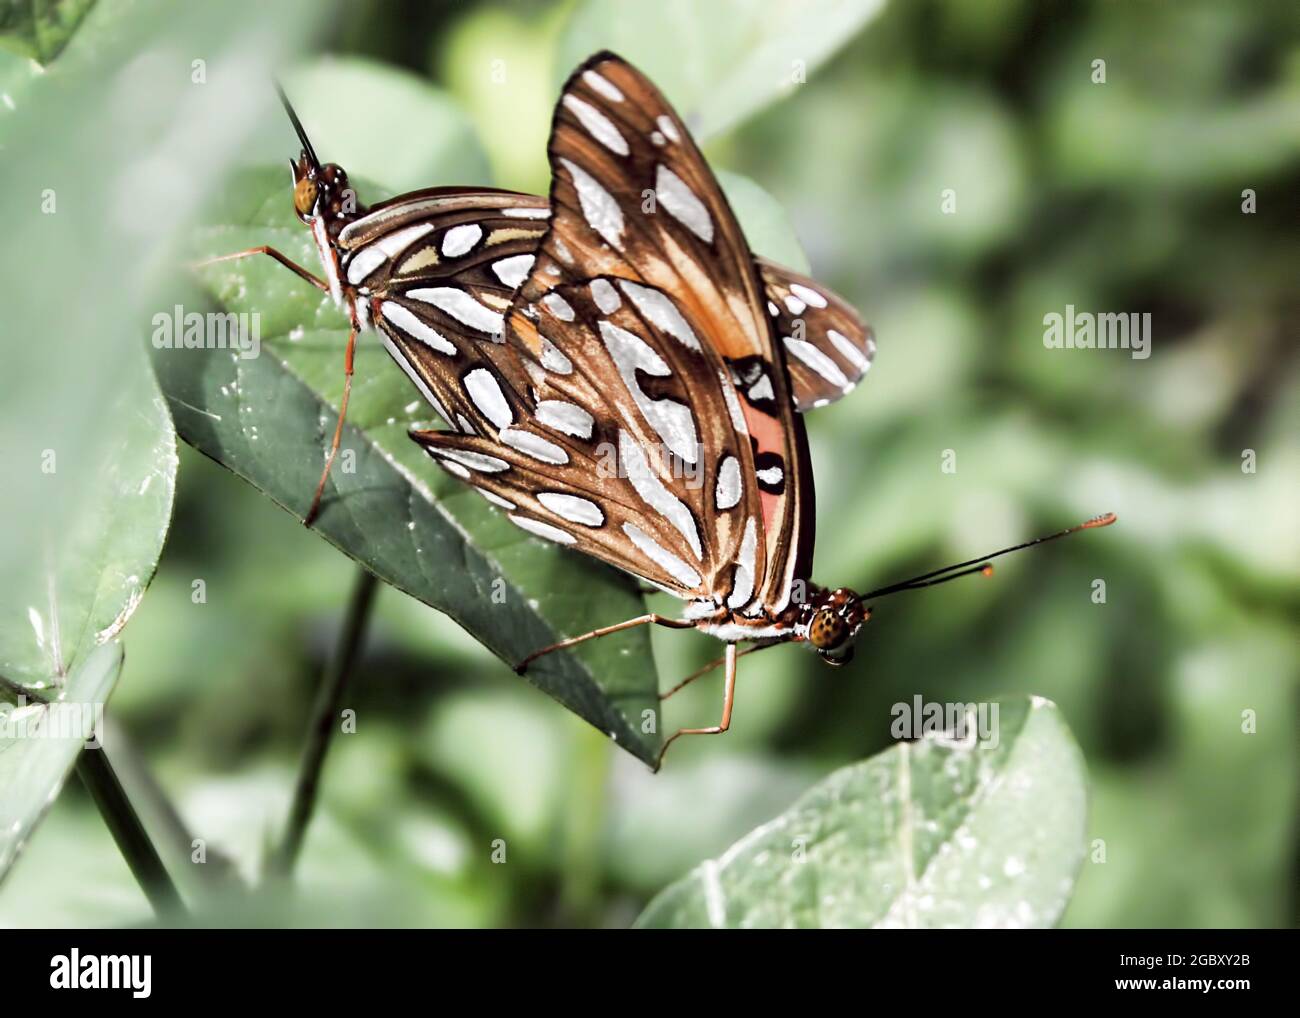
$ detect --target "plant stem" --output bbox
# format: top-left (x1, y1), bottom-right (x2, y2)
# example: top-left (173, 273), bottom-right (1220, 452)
top-left (270, 566), bottom-right (379, 880)
top-left (77, 747), bottom-right (186, 920)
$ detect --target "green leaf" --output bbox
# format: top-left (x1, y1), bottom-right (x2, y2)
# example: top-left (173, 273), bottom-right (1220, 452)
top-left (557, 0), bottom-right (885, 140)
top-left (161, 167), bottom-right (662, 764)
top-left (718, 169), bottom-right (810, 273)
top-left (0, 359), bottom-right (178, 687)
top-left (635, 697), bottom-right (1089, 928)
top-left (0, 0), bottom-right (96, 63)
top-left (0, 642), bottom-right (122, 882)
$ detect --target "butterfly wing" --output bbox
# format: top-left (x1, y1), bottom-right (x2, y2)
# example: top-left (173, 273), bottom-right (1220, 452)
top-left (338, 189), bottom-right (549, 434)
top-left (413, 276), bottom-right (764, 602)
top-left (413, 52), bottom-right (814, 614)
top-left (756, 259), bottom-right (876, 411)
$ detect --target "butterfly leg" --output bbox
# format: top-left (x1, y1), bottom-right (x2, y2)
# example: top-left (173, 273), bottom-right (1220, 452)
top-left (193, 246), bottom-right (328, 291)
top-left (655, 643), bottom-right (738, 771)
top-left (514, 613), bottom-right (693, 674)
top-left (304, 323), bottom-right (358, 527)
top-left (659, 643), bottom-right (770, 700)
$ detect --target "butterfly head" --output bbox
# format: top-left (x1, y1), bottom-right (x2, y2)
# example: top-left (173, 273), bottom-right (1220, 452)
top-left (289, 155), bottom-right (354, 226)
top-left (799, 587), bottom-right (869, 666)
top-left (277, 83), bottom-right (359, 229)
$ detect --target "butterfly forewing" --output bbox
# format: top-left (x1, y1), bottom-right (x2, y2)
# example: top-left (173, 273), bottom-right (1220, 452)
top-left (338, 189), bottom-right (550, 435)
top-left (503, 52), bottom-right (814, 615)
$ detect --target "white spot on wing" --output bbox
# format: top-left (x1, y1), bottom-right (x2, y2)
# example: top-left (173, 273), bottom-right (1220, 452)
top-left (623, 522), bottom-right (701, 589)
top-left (583, 70), bottom-right (624, 102)
top-left (441, 223), bottom-right (483, 258)
top-left (654, 164), bottom-right (714, 243)
top-left (600, 322), bottom-right (698, 463)
top-left (503, 206), bottom-right (550, 219)
top-left (829, 328), bottom-right (871, 372)
top-left (790, 283), bottom-right (828, 308)
top-left (656, 115), bottom-right (681, 143)
top-left (542, 293), bottom-right (575, 322)
top-left (785, 337), bottom-right (850, 388)
top-left (464, 368), bottom-right (513, 429)
top-left (407, 287), bottom-right (503, 336)
top-left (536, 400), bottom-right (594, 438)
top-left (747, 375), bottom-right (775, 402)
top-left (715, 456), bottom-right (741, 510)
top-left (500, 427), bottom-right (568, 464)
top-left (477, 488), bottom-right (516, 509)
top-left (560, 157), bottom-right (624, 249)
top-left (617, 281), bottom-right (700, 351)
top-left (590, 279), bottom-right (621, 314)
top-left (726, 518), bottom-right (758, 609)
top-left (563, 94), bottom-right (629, 156)
top-left (509, 515), bottom-right (575, 545)
top-left (346, 221), bottom-right (435, 284)
top-left (618, 430), bottom-right (702, 559)
top-left (435, 447), bottom-right (510, 472)
top-left (381, 302), bottom-right (456, 355)
top-left (537, 491), bottom-right (604, 526)
top-left (540, 338), bottom-right (573, 374)
top-left (492, 254), bottom-right (535, 289)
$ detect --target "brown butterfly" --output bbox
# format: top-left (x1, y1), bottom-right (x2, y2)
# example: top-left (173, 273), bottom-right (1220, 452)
top-left (202, 54), bottom-right (1112, 768)
top-left (400, 53), bottom-right (1113, 766)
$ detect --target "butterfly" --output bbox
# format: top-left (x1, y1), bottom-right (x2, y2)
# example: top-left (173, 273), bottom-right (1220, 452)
top-left (398, 53), bottom-right (1114, 766)
top-left (202, 54), bottom-right (1112, 768)
top-left (198, 82), bottom-right (875, 526)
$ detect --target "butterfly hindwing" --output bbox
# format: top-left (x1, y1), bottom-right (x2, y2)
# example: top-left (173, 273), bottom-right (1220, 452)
top-left (756, 259), bottom-right (877, 411)
top-left (339, 189), bottom-right (548, 435)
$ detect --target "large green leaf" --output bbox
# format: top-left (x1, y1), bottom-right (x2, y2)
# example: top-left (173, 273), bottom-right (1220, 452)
top-left (0, 642), bottom-right (123, 882)
top-left (558, 0), bottom-right (885, 140)
top-left (274, 58), bottom-right (491, 193)
top-left (635, 697), bottom-right (1088, 928)
top-left (0, 360), bottom-right (177, 688)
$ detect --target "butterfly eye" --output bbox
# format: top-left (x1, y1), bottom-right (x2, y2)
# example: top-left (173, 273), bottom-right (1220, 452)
top-left (809, 609), bottom-right (847, 650)
top-left (293, 177), bottom-right (318, 218)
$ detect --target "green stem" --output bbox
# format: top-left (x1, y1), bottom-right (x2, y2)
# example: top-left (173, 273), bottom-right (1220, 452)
top-left (270, 566), bottom-right (379, 880)
top-left (77, 747), bottom-right (186, 920)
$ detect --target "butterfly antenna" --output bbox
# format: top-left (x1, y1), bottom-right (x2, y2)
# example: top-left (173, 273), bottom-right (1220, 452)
top-left (864, 512), bottom-right (1117, 601)
top-left (274, 78), bottom-right (320, 170)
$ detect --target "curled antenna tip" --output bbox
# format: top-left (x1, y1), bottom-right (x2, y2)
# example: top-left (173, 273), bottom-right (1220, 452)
top-left (1080, 512), bottom-right (1118, 530)
top-left (981, 564), bottom-right (994, 577)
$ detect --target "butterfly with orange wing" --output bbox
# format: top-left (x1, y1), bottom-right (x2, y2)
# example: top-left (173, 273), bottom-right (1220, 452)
top-left (203, 54), bottom-right (1112, 768)
top-left (404, 53), bottom-right (1113, 766)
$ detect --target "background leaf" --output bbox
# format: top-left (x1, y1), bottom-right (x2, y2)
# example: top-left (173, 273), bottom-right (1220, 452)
top-left (0, 0), bottom-right (96, 63)
top-left (0, 641), bottom-right (122, 882)
top-left (634, 697), bottom-right (1088, 928)
top-left (557, 0), bottom-right (886, 139)
top-left (270, 57), bottom-right (492, 193)
top-left (0, 360), bottom-right (177, 687)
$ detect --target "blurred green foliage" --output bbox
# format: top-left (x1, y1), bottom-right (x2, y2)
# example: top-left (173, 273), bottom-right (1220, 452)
top-left (0, 0), bottom-right (1295, 928)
